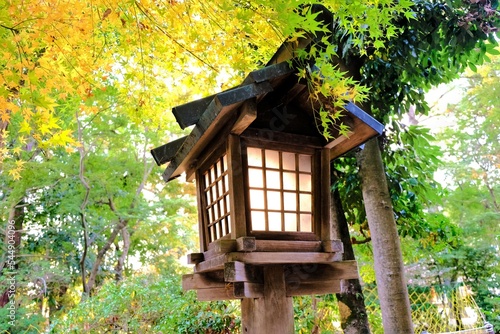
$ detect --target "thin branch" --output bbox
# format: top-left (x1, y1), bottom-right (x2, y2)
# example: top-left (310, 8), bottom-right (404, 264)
top-left (134, 1), bottom-right (218, 72)
top-left (131, 3), bottom-right (148, 96)
top-left (114, 227), bottom-right (130, 282)
top-left (132, 127), bottom-right (154, 208)
top-left (351, 236), bottom-right (372, 245)
top-left (76, 111), bottom-right (91, 298)
top-left (86, 215), bottom-right (127, 294)
top-left (0, 24), bottom-right (19, 33)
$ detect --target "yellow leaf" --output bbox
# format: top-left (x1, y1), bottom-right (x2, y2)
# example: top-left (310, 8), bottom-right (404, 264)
top-left (12, 146), bottom-right (22, 155)
top-left (19, 120), bottom-right (32, 134)
top-left (0, 147), bottom-right (8, 159)
top-left (8, 167), bottom-right (21, 180)
top-left (0, 110), bottom-right (10, 123)
top-left (47, 129), bottom-right (76, 147)
top-left (15, 160), bottom-right (25, 168)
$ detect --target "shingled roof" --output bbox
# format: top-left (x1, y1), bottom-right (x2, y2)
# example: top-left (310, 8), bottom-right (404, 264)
top-left (151, 8), bottom-right (383, 182)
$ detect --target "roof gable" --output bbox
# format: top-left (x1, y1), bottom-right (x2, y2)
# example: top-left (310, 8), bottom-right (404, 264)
top-left (151, 7), bottom-right (384, 182)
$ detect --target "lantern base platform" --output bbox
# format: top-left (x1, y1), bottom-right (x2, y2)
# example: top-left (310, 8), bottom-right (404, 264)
top-left (187, 237), bottom-right (344, 265)
top-left (182, 237), bottom-right (359, 301)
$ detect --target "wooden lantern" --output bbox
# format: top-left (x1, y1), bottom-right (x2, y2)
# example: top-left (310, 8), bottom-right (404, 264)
top-left (151, 26), bottom-right (383, 332)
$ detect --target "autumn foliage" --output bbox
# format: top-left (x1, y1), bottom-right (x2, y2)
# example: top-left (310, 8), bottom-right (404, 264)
top-left (1, 0), bottom-right (415, 179)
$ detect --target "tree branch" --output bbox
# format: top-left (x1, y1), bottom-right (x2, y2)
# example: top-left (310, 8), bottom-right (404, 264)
top-left (86, 215), bottom-right (127, 294)
top-left (76, 112), bottom-right (91, 299)
top-left (134, 1), bottom-right (218, 72)
top-left (114, 227), bottom-right (130, 282)
top-left (351, 236), bottom-right (372, 245)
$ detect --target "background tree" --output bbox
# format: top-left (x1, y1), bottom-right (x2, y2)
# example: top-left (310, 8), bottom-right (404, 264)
top-left (317, 1), bottom-right (499, 331)
top-left (431, 53), bottom-right (500, 329)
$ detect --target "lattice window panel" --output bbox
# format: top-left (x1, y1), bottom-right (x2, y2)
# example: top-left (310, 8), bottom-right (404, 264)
top-left (202, 155), bottom-right (231, 243)
top-left (246, 147), bottom-right (313, 233)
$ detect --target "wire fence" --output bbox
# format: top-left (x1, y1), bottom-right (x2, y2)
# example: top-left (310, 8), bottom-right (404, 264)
top-left (362, 283), bottom-right (494, 334)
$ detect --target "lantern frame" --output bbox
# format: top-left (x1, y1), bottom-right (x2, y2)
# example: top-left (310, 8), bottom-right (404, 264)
top-left (151, 23), bottom-right (384, 301)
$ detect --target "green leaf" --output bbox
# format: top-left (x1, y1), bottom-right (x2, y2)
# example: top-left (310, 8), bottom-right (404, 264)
top-left (486, 46), bottom-right (500, 55)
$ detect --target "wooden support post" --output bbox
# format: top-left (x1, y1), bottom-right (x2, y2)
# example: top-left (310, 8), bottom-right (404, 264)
top-left (320, 148), bottom-right (332, 241)
top-left (227, 134), bottom-right (248, 239)
top-left (241, 265), bottom-right (294, 334)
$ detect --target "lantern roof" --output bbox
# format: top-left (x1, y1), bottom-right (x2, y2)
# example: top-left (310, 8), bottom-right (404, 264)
top-left (151, 15), bottom-right (383, 182)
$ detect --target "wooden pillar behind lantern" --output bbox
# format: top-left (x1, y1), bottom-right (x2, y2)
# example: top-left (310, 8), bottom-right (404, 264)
top-left (150, 15), bottom-right (384, 331)
top-left (241, 266), bottom-right (294, 333)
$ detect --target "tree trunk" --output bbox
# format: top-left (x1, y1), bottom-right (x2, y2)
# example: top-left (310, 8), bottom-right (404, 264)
top-left (330, 168), bottom-right (371, 334)
top-left (86, 218), bottom-right (127, 294)
top-left (1, 201), bottom-right (24, 309)
top-left (114, 227), bottom-right (130, 282)
top-left (357, 138), bottom-right (414, 333)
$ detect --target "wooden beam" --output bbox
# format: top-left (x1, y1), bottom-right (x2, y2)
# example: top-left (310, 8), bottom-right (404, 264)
top-left (286, 280), bottom-right (341, 296)
top-left (224, 261), bottom-right (263, 283)
top-left (321, 261), bottom-right (359, 280)
top-left (196, 287), bottom-right (239, 301)
top-left (322, 239), bottom-right (344, 253)
top-left (194, 253), bottom-right (228, 273)
top-left (216, 82), bottom-right (272, 108)
top-left (172, 79), bottom-right (272, 130)
top-left (193, 253), bottom-right (355, 275)
top-left (227, 252), bottom-right (343, 264)
top-left (249, 231), bottom-right (319, 241)
top-left (241, 128), bottom-right (324, 151)
top-left (185, 274), bottom-right (349, 298)
top-left (193, 283), bottom-right (262, 300)
top-left (328, 102), bottom-right (384, 160)
top-left (208, 239), bottom-right (237, 253)
top-left (227, 135), bottom-right (248, 239)
top-left (187, 253), bottom-right (204, 265)
top-left (236, 237), bottom-right (257, 252)
top-left (320, 148), bottom-right (332, 241)
top-left (163, 100), bottom-right (220, 181)
top-left (173, 95), bottom-right (216, 129)
top-left (253, 240), bottom-right (322, 252)
top-left (284, 261), bottom-right (359, 282)
top-left (234, 282), bottom-right (264, 298)
top-left (231, 99), bottom-right (257, 135)
top-left (182, 272), bottom-right (225, 290)
top-left (242, 61), bottom-right (295, 85)
top-left (195, 282), bottom-right (264, 301)
top-left (195, 169), bottom-right (210, 252)
top-left (150, 136), bottom-right (187, 166)
top-left (324, 131), bottom-right (354, 149)
top-left (163, 81), bottom-right (273, 181)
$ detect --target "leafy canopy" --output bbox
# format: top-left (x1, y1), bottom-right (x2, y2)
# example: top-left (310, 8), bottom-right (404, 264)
top-left (0, 0), bottom-right (414, 179)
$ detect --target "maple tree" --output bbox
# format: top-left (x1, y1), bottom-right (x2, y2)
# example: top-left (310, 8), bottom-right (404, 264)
top-left (1, 0), bottom-right (416, 331)
top-left (0, 0), bottom-right (412, 179)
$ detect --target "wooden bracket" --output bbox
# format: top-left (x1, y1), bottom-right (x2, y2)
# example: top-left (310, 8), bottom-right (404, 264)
top-left (236, 237), bottom-right (257, 252)
top-left (187, 253), bottom-right (204, 265)
top-left (224, 261), bottom-right (263, 283)
top-left (322, 239), bottom-right (344, 253)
